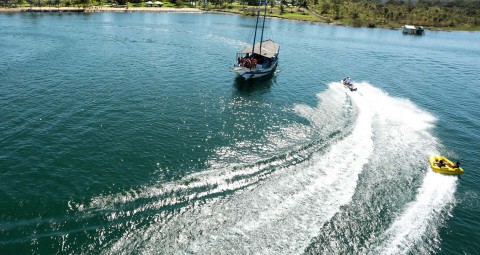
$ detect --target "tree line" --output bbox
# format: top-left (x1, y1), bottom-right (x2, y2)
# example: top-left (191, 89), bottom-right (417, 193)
top-left (223, 0), bottom-right (480, 30)
top-left (204, 0), bottom-right (479, 30)
top-left (1, 0), bottom-right (479, 30)
top-left (308, 0), bottom-right (480, 29)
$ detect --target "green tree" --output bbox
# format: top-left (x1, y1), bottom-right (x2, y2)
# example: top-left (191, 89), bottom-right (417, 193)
top-left (239, 0), bottom-right (246, 9)
top-left (320, 0), bottom-right (330, 14)
top-left (298, 0), bottom-right (307, 11)
top-left (78, 0), bottom-right (91, 6)
top-left (406, 0), bottom-right (414, 12)
top-left (351, 11), bottom-right (359, 19)
top-left (174, 0), bottom-right (184, 6)
top-left (210, 0), bottom-right (221, 7)
top-left (333, 0), bottom-right (341, 19)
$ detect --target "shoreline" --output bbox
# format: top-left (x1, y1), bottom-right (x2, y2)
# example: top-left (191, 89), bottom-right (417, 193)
top-left (0, 6), bottom-right (204, 13)
top-left (1, 6), bottom-right (478, 32)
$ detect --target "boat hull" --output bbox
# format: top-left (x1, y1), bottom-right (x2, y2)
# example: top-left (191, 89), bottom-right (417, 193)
top-left (234, 60), bottom-right (278, 80)
top-left (402, 25), bottom-right (424, 35)
top-left (429, 155), bottom-right (464, 175)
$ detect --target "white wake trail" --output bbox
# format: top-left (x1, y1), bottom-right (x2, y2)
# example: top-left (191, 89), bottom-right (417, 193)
top-left (350, 82), bottom-right (457, 255)
top-left (375, 171), bottom-right (458, 255)
top-left (103, 82), bottom-right (375, 254)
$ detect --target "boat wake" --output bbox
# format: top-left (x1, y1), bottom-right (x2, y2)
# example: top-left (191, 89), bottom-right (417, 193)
top-left (101, 82), bottom-right (372, 254)
top-left (305, 82), bottom-right (458, 255)
top-left (67, 82), bottom-right (457, 255)
top-left (373, 170), bottom-right (457, 254)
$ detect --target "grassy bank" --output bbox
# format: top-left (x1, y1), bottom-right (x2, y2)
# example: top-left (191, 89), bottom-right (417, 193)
top-left (207, 0), bottom-right (480, 31)
top-left (2, 0), bottom-right (479, 31)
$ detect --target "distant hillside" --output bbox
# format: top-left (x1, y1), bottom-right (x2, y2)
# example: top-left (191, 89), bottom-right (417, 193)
top-left (307, 0), bottom-right (480, 30)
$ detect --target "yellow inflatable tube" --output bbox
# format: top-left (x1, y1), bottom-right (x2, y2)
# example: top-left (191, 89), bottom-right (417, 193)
top-left (429, 155), bottom-right (464, 175)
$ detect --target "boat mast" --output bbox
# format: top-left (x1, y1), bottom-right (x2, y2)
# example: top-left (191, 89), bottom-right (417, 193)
top-left (259, 0), bottom-right (268, 55)
top-left (251, 1), bottom-right (262, 59)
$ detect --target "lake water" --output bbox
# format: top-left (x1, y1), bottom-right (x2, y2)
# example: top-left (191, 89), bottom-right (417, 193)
top-left (1, 12), bottom-right (479, 254)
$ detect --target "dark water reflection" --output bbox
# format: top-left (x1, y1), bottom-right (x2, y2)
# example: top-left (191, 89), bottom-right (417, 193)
top-left (232, 74), bottom-right (276, 95)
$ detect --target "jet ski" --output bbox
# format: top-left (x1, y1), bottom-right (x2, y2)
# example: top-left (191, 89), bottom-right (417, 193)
top-left (341, 77), bottom-right (357, 91)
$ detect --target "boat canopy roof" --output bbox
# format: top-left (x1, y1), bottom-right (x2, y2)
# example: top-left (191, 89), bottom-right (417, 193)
top-left (404, 25), bottom-right (417, 29)
top-left (238, 39), bottom-right (279, 59)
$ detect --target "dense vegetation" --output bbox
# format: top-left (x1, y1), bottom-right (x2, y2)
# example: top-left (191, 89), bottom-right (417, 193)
top-left (307, 0), bottom-right (480, 30)
top-left (1, 0), bottom-right (479, 30)
top-left (210, 0), bottom-right (480, 30)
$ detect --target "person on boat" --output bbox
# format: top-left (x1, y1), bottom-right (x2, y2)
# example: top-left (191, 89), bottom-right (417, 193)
top-left (454, 161), bottom-right (461, 168)
top-left (346, 77), bottom-right (352, 86)
top-left (438, 159), bottom-right (445, 167)
top-left (245, 58), bottom-right (252, 68)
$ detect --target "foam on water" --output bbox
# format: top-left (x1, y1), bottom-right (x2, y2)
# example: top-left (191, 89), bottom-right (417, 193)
top-left (71, 81), bottom-right (455, 254)
top-left (72, 86), bottom-right (352, 216)
top-left (351, 82), bottom-right (457, 255)
top-left (340, 82), bottom-right (454, 255)
top-left (207, 33), bottom-right (249, 48)
top-left (353, 83), bottom-right (457, 255)
top-left (301, 82), bottom-right (452, 255)
top-left (90, 82), bottom-right (373, 254)
top-left (374, 171), bottom-right (458, 254)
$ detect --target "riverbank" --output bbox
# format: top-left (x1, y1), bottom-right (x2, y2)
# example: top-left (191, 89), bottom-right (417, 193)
top-left (1, 5), bottom-right (478, 31)
top-left (212, 6), bottom-right (480, 32)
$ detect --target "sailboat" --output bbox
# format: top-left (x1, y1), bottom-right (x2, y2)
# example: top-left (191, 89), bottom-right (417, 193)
top-left (233, 0), bottom-right (280, 80)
